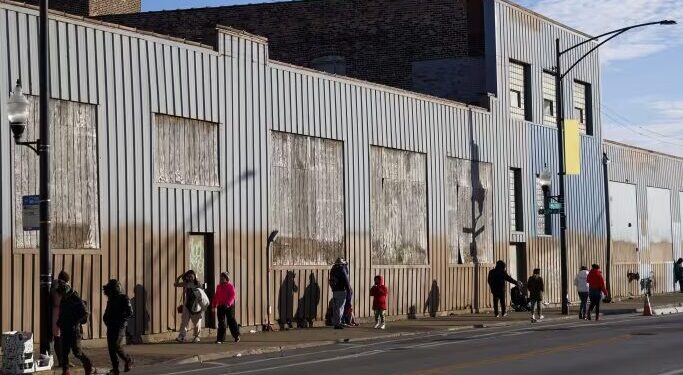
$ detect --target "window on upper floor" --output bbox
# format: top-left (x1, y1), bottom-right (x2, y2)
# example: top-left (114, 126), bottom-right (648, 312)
top-left (509, 60), bottom-right (532, 121)
top-left (573, 80), bottom-right (593, 135)
top-left (542, 71), bottom-right (557, 126)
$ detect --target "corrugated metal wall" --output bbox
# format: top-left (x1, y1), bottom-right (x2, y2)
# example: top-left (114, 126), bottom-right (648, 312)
top-left (0, 0), bottom-right (640, 341)
top-left (605, 141), bottom-right (683, 297)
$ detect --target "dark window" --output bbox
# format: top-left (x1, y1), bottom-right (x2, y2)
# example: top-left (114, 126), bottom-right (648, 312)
top-left (509, 168), bottom-right (523, 231)
top-left (544, 99), bottom-right (555, 117)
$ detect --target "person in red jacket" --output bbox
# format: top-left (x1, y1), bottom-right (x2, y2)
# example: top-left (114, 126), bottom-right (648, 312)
top-left (212, 272), bottom-right (240, 344)
top-left (370, 275), bottom-right (388, 329)
top-left (586, 264), bottom-right (608, 321)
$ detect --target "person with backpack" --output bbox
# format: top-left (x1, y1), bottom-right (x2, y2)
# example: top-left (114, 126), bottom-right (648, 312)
top-left (56, 283), bottom-right (93, 375)
top-left (369, 275), bottom-right (388, 329)
top-left (329, 258), bottom-right (351, 329)
top-left (527, 268), bottom-right (545, 322)
top-left (487, 260), bottom-right (520, 317)
top-left (103, 279), bottom-right (133, 374)
top-left (574, 266), bottom-right (590, 319)
top-left (175, 270), bottom-right (209, 342)
top-left (51, 271), bottom-right (71, 369)
top-left (212, 272), bottom-right (240, 344)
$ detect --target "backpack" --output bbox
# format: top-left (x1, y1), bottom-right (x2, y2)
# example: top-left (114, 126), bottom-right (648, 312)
top-left (189, 288), bottom-right (209, 313)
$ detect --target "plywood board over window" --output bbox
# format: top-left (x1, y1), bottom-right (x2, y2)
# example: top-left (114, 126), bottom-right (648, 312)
top-left (446, 158), bottom-right (493, 264)
top-left (154, 114), bottom-right (219, 187)
top-left (646, 187), bottom-right (673, 263)
top-left (370, 146), bottom-right (428, 266)
top-left (14, 97), bottom-right (100, 249)
top-left (270, 132), bottom-right (345, 266)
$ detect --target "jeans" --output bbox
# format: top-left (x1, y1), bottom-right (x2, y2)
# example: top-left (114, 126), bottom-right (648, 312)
top-left (492, 293), bottom-right (506, 316)
top-left (332, 291), bottom-right (347, 326)
top-left (61, 330), bottom-right (92, 373)
top-left (107, 326), bottom-right (131, 374)
top-left (217, 305), bottom-right (240, 342)
top-left (530, 299), bottom-right (542, 317)
top-left (578, 291), bottom-right (589, 318)
top-left (374, 309), bottom-right (386, 323)
top-left (178, 306), bottom-right (202, 340)
top-left (678, 280), bottom-right (683, 293)
top-left (588, 288), bottom-right (602, 319)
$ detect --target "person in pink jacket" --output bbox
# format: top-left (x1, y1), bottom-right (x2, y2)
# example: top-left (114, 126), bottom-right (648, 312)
top-left (212, 272), bottom-right (240, 344)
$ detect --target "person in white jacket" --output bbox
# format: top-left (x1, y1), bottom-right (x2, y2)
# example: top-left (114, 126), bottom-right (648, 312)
top-left (574, 266), bottom-right (590, 319)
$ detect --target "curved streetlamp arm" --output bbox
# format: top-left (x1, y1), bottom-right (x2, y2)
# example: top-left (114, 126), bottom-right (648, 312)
top-left (559, 20), bottom-right (671, 56)
top-left (559, 29), bottom-right (626, 79)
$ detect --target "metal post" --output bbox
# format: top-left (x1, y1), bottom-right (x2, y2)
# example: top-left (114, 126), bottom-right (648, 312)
top-left (555, 38), bottom-right (569, 315)
top-left (38, 0), bottom-right (53, 356)
top-left (603, 153), bottom-right (612, 299)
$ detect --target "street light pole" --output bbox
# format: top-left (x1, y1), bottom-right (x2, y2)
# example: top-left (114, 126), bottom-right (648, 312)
top-left (553, 19), bottom-right (675, 316)
top-left (38, 0), bottom-right (52, 357)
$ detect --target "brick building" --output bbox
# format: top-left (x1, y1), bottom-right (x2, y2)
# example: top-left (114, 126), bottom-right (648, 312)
top-left (100, 0), bottom-right (488, 104)
top-left (25, 0), bottom-right (140, 16)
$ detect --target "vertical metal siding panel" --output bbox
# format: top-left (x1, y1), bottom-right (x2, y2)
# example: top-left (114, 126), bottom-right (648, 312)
top-left (16, 12), bottom-right (30, 91)
top-left (76, 26), bottom-right (88, 103)
top-left (7, 11), bottom-right (19, 84)
top-left (67, 23), bottom-right (78, 101)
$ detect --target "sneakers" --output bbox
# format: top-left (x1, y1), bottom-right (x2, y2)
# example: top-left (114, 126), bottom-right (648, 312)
top-left (503, 312), bottom-right (509, 317)
top-left (192, 336), bottom-right (201, 343)
top-left (216, 341), bottom-right (223, 345)
top-left (495, 314), bottom-right (501, 318)
top-left (373, 321), bottom-right (381, 329)
top-left (538, 315), bottom-right (544, 320)
top-left (124, 359), bottom-right (133, 373)
top-left (234, 336), bottom-right (241, 343)
top-left (176, 336), bottom-right (185, 343)
top-left (379, 323), bottom-right (386, 330)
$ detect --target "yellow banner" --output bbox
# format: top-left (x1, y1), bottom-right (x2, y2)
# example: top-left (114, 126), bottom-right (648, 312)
top-left (564, 119), bottom-right (581, 175)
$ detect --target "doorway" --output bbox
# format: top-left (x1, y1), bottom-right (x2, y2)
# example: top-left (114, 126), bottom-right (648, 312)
top-left (188, 233), bottom-right (215, 328)
top-left (509, 243), bottom-right (527, 283)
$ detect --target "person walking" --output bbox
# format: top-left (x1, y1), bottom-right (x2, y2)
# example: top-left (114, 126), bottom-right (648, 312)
top-left (102, 279), bottom-right (134, 375)
top-left (175, 270), bottom-right (208, 342)
top-left (212, 272), bottom-right (241, 344)
top-left (370, 275), bottom-right (388, 329)
top-left (487, 260), bottom-right (519, 317)
top-left (51, 271), bottom-right (71, 369)
top-left (674, 258), bottom-right (683, 293)
top-left (574, 266), bottom-right (590, 319)
top-left (587, 264), bottom-right (608, 321)
top-left (56, 283), bottom-right (93, 375)
top-left (329, 258), bottom-right (351, 329)
top-left (527, 268), bottom-right (545, 322)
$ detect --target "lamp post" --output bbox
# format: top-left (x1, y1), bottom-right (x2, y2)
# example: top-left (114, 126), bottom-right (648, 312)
top-left (6, 0), bottom-right (52, 359)
top-left (554, 19), bottom-right (676, 315)
top-left (602, 153), bottom-right (612, 301)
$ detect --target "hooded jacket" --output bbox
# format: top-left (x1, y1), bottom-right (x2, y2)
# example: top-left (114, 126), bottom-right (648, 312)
top-left (674, 260), bottom-right (683, 281)
top-left (57, 288), bottom-right (87, 333)
top-left (574, 270), bottom-right (589, 293)
top-left (103, 280), bottom-right (133, 329)
top-left (370, 276), bottom-right (388, 311)
top-left (526, 274), bottom-right (545, 301)
top-left (212, 280), bottom-right (236, 308)
top-left (329, 262), bottom-right (351, 292)
top-left (587, 268), bottom-right (608, 296)
top-left (487, 261), bottom-right (517, 295)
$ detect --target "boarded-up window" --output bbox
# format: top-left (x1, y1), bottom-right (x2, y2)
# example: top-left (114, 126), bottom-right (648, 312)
top-left (370, 147), bottom-right (428, 265)
top-left (154, 114), bottom-right (219, 186)
top-left (536, 178), bottom-right (551, 236)
top-left (446, 158), bottom-right (493, 264)
top-left (14, 97), bottom-right (100, 249)
top-left (610, 182), bottom-right (638, 264)
top-left (646, 187), bottom-right (672, 263)
top-left (509, 61), bottom-right (531, 121)
top-left (542, 71), bottom-right (556, 126)
top-left (270, 132), bottom-right (344, 266)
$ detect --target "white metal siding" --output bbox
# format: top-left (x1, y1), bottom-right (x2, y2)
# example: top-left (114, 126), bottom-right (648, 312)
top-left (542, 72), bottom-right (556, 126)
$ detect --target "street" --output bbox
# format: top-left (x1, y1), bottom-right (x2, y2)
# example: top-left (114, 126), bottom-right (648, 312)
top-left (126, 313), bottom-right (683, 375)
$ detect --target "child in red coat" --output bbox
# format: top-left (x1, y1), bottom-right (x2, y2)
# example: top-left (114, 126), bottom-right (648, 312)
top-left (370, 275), bottom-right (388, 329)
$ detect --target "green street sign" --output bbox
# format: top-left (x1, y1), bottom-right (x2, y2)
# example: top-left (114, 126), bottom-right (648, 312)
top-left (538, 208), bottom-right (561, 215)
top-left (549, 201), bottom-right (562, 210)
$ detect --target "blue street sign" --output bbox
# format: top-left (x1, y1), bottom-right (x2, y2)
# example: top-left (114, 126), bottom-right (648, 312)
top-left (22, 195), bottom-right (40, 231)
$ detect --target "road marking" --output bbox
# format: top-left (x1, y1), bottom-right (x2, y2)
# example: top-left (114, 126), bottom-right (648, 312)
top-left (657, 369), bottom-right (683, 375)
top-left (398, 334), bottom-right (631, 375)
top-left (218, 350), bottom-right (385, 374)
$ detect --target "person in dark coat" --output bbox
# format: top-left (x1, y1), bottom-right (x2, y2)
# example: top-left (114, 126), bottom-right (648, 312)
top-left (57, 283), bottom-right (93, 375)
top-left (103, 279), bottom-right (134, 374)
top-left (527, 268), bottom-right (545, 322)
top-left (487, 260), bottom-right (519, 317)
top-left (674, 258), bottom-right (683, 293)
top-left (329, 258), bottom-right (351, 329)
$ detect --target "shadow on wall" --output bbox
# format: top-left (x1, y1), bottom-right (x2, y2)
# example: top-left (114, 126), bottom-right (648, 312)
top-left (278, 271), bottom-right (299, 329)
top-left (127, 284), bottom-right (150, 345)
top-left (424, 280), bottom-right (440, 317)
top-left (295, 272), bottom-right (320, 328)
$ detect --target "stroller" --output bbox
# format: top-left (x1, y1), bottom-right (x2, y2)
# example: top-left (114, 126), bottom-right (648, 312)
top-left (510, 284), bottom-right (531, 312)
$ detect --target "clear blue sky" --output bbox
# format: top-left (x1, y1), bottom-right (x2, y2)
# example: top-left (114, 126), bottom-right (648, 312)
top-left (143, 0), bottom-right (683, 156)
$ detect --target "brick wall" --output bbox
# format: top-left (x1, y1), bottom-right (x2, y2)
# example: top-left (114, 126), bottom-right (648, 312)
top-left (25, 0), bottom-right (140, 16)
top-left (100, 0), bottom-right (487, 103)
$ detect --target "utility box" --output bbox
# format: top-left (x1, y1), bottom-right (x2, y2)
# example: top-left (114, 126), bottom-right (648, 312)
top-left (1, 331), bottom-right (34, 374)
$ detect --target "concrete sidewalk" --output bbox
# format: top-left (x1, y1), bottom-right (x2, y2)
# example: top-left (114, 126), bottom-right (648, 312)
top-left (37, 293), bottom-right (683, 374)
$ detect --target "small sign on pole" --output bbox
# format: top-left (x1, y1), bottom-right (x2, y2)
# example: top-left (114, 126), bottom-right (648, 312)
top-left (22, 195), bottom-right (40, 231)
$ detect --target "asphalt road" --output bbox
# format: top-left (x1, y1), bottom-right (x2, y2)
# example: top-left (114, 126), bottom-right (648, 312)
top-left (133, 314), bottom-right (683, 375)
